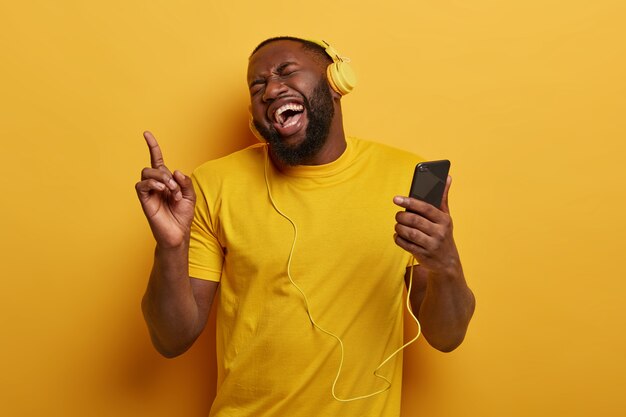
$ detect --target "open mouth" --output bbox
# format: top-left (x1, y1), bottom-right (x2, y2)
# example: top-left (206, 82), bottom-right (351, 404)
top-left (271, 102), bottom-right (306, 136)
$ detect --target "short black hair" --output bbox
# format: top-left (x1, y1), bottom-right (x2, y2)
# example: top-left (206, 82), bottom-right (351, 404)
top-left (250, 36), bottom-right (333, 66)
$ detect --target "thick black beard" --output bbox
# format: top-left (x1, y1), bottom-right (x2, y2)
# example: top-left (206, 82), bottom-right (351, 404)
top-left (255, 79), bottom-right (334, 166)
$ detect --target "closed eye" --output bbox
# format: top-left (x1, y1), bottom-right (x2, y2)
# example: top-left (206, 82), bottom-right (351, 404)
top-left (249, 80), bottom-right (265, 95)
top-left (248, 62), bottom-right (299, 94)
top-left (276, 62), bottom-right (299, 77)
top-left (250, 79), bottom-right (265, 88)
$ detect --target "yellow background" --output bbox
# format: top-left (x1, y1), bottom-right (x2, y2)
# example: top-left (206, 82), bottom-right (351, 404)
top-left (1, 1), bottom-right (625, 416)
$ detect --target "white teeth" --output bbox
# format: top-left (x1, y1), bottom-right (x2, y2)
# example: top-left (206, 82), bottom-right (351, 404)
top-left (274, 103), bottom-right (304, 125)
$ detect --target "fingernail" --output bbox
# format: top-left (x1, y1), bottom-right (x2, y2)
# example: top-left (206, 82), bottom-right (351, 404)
top-left (393, 196), bottom-right (405, 205)
top-left (175, 191), bottom-right (182, 201)
top-left (168, 178), bottom-right (177, 188)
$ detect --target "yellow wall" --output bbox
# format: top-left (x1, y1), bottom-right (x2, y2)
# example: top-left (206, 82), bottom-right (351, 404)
top-left (1, 1), bottom-right (625, 416)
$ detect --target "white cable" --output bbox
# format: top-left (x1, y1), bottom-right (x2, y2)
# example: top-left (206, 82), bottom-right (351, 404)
top-left (263, 146), bottom-right (421, 401)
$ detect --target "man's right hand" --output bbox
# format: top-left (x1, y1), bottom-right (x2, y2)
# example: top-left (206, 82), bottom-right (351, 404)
top-left (135, 131), bottom-right (196, 248)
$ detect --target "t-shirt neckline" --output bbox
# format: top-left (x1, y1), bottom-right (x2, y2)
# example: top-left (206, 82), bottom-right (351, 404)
top-left (274, 137), bottom-right (356, 178)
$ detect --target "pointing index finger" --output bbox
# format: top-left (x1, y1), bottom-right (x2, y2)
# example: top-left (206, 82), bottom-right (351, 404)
top-left (143, 131), bottom-right (165, 168)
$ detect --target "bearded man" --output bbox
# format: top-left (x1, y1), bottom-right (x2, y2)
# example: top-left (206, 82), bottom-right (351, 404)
top-left (136, 37), bottom-right (475, 417)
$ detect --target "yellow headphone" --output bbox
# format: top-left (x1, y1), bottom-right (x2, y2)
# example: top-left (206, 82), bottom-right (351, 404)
top-left (309, 39), bottom-right (357, 96)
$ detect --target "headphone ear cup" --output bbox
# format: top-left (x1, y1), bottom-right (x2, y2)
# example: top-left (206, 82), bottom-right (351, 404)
top-left (327, 61), bottom-right (357, 96)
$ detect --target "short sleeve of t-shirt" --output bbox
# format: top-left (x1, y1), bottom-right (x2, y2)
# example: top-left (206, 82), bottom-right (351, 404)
top-left (188, 171), bottom-right (223, 282)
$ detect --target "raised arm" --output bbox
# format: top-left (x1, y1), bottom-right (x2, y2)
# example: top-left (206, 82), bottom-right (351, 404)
top-left (135, 131), bottom-right (218, 358)
top-left (393, 176), bottom-right (475, 352)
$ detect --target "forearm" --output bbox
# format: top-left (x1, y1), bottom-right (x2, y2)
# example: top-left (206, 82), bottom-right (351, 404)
top-left (415, 262), bottom-right (475, 352)
top-left (142, 242), bottom-right (202, 357)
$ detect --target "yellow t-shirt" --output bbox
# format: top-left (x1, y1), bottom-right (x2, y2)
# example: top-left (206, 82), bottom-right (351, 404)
top-left (189, 137), bottom-right (422, 417)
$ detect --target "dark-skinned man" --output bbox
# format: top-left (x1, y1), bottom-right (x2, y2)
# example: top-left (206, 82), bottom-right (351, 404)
top-left (136, 37), bottom-right (475, 417)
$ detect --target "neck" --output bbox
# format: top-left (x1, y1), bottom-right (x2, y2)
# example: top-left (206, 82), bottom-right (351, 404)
top-left (270, 104), bottom-right (346, 170)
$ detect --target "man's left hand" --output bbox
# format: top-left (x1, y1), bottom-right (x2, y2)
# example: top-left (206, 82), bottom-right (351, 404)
top-left (393, 175), bottom-right (461, 274)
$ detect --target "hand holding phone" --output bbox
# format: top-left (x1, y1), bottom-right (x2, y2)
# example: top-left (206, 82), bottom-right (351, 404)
top-left (395, 159), bottom-right (456, 272)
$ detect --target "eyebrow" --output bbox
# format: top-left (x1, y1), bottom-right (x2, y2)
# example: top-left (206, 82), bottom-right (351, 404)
top-left (275, 61), bottom-right (297, 73)
top-left (249, 61), bottom-right (298, 87)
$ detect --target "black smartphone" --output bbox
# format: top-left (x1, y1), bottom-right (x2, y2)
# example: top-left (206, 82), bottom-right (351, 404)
top-left (408, 160), bottom-right (451, 209)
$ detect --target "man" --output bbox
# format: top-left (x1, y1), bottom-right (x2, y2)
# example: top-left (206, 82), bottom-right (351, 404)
top-left (136, 37), bottom-right (475, 417)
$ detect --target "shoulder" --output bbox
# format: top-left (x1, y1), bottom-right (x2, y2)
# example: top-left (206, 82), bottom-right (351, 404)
top-left (192, 143), bottom-right (267, 187)
top-left (350, 137), bottom-right (424, 170)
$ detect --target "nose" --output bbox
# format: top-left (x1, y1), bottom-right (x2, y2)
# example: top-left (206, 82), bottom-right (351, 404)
top-left (262, 77), bottom-right (288, 102)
